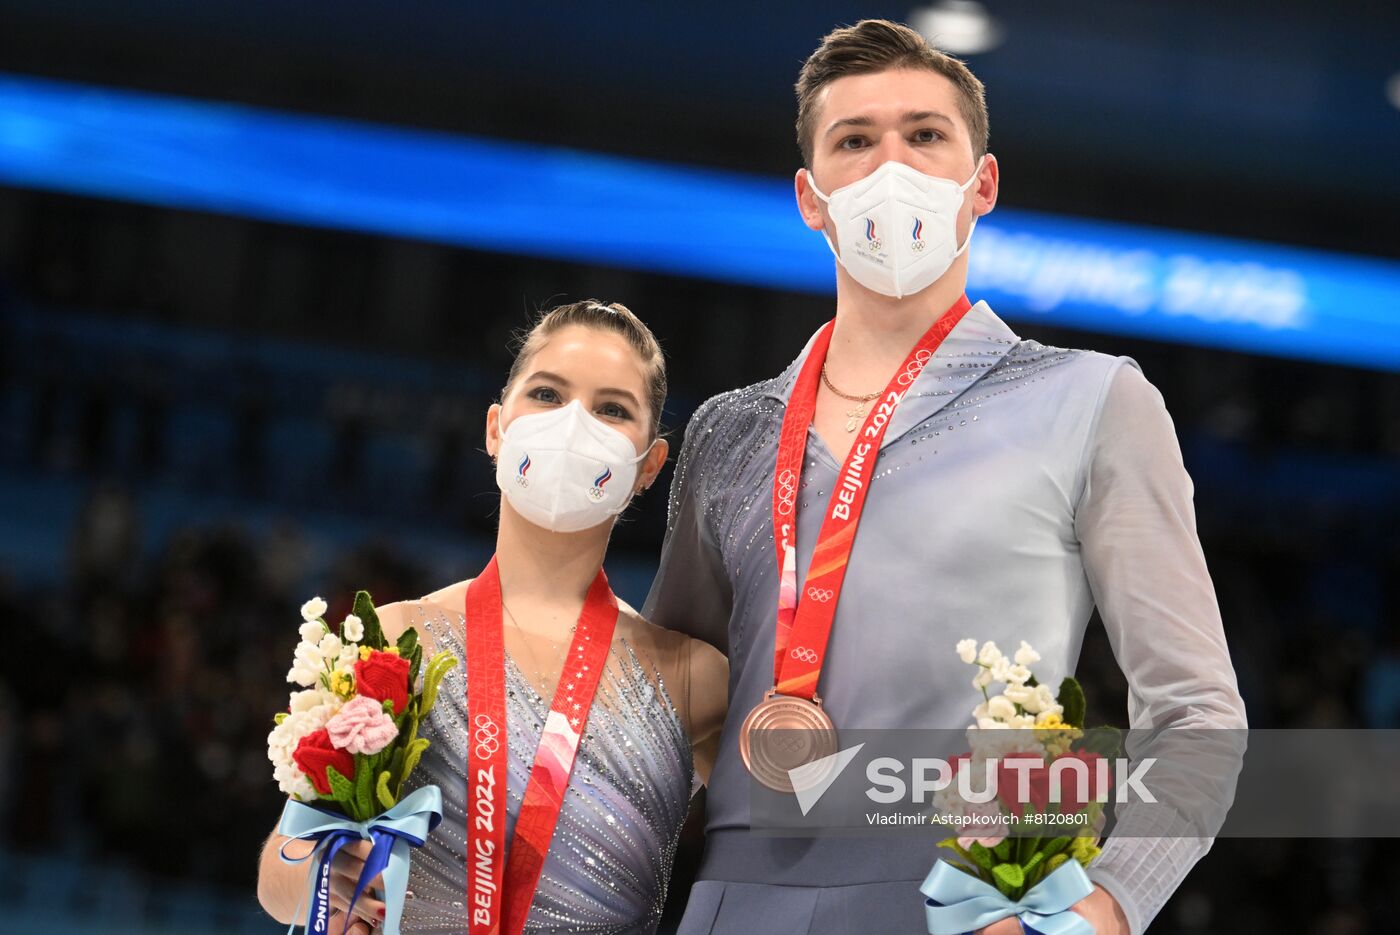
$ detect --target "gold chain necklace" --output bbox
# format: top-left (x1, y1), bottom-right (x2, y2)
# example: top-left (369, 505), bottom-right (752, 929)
top-left (821, 363), bottom-right (883, 432)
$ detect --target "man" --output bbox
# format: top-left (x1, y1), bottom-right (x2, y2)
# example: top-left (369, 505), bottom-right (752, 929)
top-left (644, 19), bottom-right (1246, 935)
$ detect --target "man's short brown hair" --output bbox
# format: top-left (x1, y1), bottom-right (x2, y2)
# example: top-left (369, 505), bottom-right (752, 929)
top-left (795, 19), bottom-right (989, 167)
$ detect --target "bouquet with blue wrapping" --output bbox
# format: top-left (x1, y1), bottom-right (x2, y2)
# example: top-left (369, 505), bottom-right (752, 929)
top-left (266, 592), bottom-right (456, 935)
top-left (921, 639), bottom-right (1121, 935)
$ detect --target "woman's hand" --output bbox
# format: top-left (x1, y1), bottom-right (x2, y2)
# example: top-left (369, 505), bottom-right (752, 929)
top-left (329, 908), bottom-right (376, 933)
top-left (327, 838), bottom-right (387, 927)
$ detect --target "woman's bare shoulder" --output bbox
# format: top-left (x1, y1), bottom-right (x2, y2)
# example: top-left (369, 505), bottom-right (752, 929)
top-left (375, 579), bottom-right (474, 647)
top-left (615, 598), bottom-right (724, 676)
top-left (615, 597), bottom-right (678, 647)
top-left (614, 598), bottom-right (728, 749)
top-left (420, 578), bottom-right (474, 608)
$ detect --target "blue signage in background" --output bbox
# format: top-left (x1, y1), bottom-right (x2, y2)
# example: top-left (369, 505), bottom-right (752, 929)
top-left (969, 215), bottom-right (1399, 370)
top-left (1, 73), bottom-right (1397, 370)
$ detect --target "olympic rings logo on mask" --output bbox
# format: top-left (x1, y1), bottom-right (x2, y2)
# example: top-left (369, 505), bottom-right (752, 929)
top-left (789, 647), bottom-right (820, 664)
top-left (805, 587), bottom-right (834, 603)
top-left (473, 713), bottom-right (500, 759)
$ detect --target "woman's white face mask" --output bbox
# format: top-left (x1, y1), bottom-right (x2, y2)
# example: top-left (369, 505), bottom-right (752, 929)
top-left (808, 156), bottom-right (985, 299)
top-left (495, 399), bottom-right (653, 533)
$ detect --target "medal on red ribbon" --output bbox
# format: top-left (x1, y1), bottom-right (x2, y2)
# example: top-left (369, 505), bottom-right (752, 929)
top-left (739, 295), bottom-right (973, 792)
top-left (465, 556), bottom-right (618, 935)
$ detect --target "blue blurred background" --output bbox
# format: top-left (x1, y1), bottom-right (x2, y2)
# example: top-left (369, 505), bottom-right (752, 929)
top-left (0, 1), bottom-right (1398, 932)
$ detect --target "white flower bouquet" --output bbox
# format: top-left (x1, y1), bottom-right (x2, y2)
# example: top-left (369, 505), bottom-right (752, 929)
top-left (266, 592), bottom-right (456, 935)
top-left (921, 639), bottom-right (1122, 935)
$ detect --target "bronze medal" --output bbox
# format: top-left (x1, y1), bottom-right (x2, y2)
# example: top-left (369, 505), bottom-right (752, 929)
top-left (750, 298), bottom-right (973, 796)
top-left (738, 690), bottom-right (838, 793)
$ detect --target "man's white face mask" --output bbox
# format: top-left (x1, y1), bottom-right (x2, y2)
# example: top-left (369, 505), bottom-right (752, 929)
top-left (495, 399), bottom-right (652, 533)
top-left (808, 156), bottom-right (985, 299)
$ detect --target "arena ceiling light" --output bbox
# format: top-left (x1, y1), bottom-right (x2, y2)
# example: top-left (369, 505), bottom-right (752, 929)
top-left (909, 1), bottom-right (1005, 56)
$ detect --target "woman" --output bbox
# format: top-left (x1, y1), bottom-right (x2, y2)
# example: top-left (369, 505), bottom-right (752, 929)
top-left (257, 300), bottom-right (728, 934)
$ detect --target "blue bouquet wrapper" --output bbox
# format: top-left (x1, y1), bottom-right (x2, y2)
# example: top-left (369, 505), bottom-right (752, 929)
top-left (277, 784), bottom-right (443, 935)
top-left (921, 858), bottom-right (1096, 935)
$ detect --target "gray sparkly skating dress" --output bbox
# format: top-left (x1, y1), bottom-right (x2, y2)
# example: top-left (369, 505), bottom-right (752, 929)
top-left (397, 601), bottom-right (695, 935)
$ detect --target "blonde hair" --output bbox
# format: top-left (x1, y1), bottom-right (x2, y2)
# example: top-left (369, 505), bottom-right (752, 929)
top-left (795, 18), bottom-right (989, 167)
top-left (503, 300), bottom-right (667, 439)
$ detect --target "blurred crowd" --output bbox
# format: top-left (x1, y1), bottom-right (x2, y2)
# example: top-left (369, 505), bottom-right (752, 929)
top-left (0, 487), bottom-right (432, 885)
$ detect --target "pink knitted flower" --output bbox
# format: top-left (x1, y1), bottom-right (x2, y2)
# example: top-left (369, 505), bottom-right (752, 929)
top-left (325, 695), bottom-right (399, 755)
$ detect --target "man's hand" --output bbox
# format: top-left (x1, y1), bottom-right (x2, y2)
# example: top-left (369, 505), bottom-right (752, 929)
top-left (1070, 884), bottom-right (1130, 934)
top-left (973, 883), bottom-right (1129, 934)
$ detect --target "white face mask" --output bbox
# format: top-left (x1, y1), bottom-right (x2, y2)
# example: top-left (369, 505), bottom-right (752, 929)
top-left (494, 399), bottom-right (652, 533)
top-left (807, 156), bottom-right (985, 299)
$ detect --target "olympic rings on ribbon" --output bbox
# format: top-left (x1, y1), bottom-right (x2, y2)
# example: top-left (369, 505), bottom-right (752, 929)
top-left (789, 646), bottom-right (820, 664)
top-left (473, 713), bottom-right (500, 759)
top-left (775, 469), bottom-right (797, 516)
top-left (896, 349), bottom-right (933, 387)
top-left (805, 587), bottom-right (834, 603)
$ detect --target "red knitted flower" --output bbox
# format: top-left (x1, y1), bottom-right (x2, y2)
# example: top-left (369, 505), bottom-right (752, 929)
top-left (291, 728), bottom-right (355, 796)
top-left (354, 650), bottom-right (411, 716)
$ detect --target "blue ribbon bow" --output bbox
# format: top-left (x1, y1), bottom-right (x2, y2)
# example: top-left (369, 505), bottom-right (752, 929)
top-left (277, 784), bottom-right (443, 935)
top-left (921, 858), bottom-right (1095, 935)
